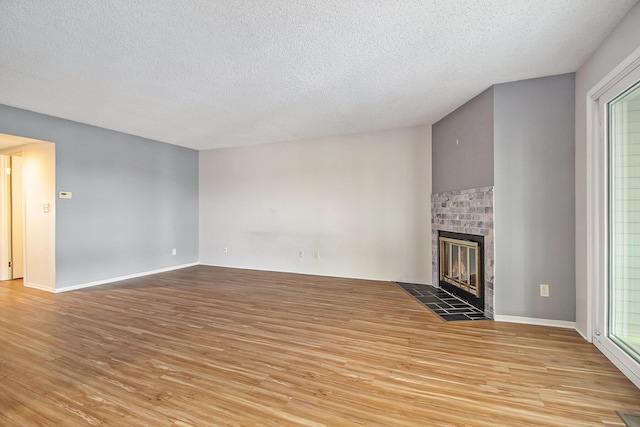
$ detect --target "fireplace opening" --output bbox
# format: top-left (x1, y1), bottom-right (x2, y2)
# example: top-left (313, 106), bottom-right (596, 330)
top-left (438, 230), bottom-right (484, 311)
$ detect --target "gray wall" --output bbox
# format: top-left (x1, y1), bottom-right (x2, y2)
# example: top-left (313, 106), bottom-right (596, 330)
top-left (493, 74), bottom-right (575, 320)
top-left (0, 104), bottom-right (199, 289)
top-left (432, 87), bottom-right (494, 193)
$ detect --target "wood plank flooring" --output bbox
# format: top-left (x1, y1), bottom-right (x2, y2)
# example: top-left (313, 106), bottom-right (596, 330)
top-left (0, 265), bottom-right (638, 426)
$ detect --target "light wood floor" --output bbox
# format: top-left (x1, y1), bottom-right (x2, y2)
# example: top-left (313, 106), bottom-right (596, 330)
top-left (1, 266), bottom-right (638, 426)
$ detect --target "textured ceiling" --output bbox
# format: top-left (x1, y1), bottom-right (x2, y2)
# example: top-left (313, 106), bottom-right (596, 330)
top-left (0, 1), bottom-right (636, 151)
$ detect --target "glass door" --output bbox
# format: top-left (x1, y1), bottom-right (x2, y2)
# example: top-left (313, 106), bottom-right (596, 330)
top-left (608, 78), bottom-right (640, 363)
top-left (595, 65), bottom-right (640, 388)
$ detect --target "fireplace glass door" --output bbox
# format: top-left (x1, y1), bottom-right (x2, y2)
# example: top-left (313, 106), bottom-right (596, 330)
top-left (439, 237), bottom-right (481, 298)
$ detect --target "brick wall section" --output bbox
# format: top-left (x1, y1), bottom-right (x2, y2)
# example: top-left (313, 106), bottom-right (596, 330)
top-left (431, 186), bottom-right (494, 318)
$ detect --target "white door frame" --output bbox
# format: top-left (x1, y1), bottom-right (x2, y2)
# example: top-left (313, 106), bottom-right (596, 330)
top-left (0, 150), bottom-right (25, 282)
top-left (586, 44), bottom-right (640, 388)
top-left (0, 155), bottom-right (11, 281)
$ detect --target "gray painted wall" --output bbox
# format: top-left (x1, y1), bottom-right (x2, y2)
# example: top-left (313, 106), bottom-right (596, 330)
top-left (493, 74), bottom-right (576, 320)
top-left (432, 87), bottom-right (494, 193)
top-left (0, 104), bottom-right (199, 289)
top-left (431, 74), bottom-right (575, 321)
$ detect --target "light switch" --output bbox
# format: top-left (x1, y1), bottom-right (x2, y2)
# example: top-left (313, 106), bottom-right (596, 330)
top-left (58, 191), bottom-right (72, 199)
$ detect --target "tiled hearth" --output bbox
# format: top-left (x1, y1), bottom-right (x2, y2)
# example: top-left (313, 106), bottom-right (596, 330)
top-left (431, 186), bottom-right (494, 318)
top-left (396, 282), bottom-right (488, 321)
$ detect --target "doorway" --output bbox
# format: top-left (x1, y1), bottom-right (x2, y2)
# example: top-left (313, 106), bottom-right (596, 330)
top-left (1, 153), bottom-right (24, 282)
top-left (0, 134), bottom-right (56, 291)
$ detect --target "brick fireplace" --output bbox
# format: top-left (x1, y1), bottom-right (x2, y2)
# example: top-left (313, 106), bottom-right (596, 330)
top-left (431, 186), bottom-right (494, 318)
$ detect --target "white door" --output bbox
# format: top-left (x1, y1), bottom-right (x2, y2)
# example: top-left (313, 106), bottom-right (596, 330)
top-left (0, 155), bottom-right (9, 281)
top-left (595, 65), bottom-right (640, 388)
top-left (11, 156), bottom-right (23, 279)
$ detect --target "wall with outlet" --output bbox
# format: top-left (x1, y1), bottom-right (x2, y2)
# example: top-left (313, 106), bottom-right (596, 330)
top-left (0, 104), bottom-right (199, 290)
top-left (432, 74), bottom-right (575, 322)
top-left (199, 126), bottom-right (432, 284)
top-left (493, 74), bottom-right (575, 321)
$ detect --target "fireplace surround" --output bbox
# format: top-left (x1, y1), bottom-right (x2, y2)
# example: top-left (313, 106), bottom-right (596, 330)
top-left (432, 186), bottom-right (494, 318)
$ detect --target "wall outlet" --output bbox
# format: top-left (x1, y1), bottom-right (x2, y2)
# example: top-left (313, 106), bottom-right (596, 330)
top-left (540, 284), bottom-right (550, 297)
top-left (223, 247), bottom-right (228, 254)
top-left (314, 251), bottom-right (320, 260)
top-left (172, 248), bottom-right (176, 255)
top-left (299, 251), bottom-right (304, 258)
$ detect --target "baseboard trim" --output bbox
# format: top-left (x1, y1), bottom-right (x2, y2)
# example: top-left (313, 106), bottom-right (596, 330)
top-left (24, 282), bottom-right (56, 293)
top-left (494, 315), bottom-right (576, 329)
top-left (55, 263), bottom-right (200, 293)
top-left (575, 326), bottom-right (590, 342)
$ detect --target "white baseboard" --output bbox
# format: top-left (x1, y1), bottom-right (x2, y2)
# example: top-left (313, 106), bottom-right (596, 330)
top-left (55, 262), bottom-right (199, 293)
top-left (494, 315), bottom-right (576, 329)
top-left (575, 326), bottom-right (590, 342)
top-left (24, 281), bottom-right (56, 293)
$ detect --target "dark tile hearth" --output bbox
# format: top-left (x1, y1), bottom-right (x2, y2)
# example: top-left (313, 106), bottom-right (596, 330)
top-left (395, 282), bottom-right (489, 321)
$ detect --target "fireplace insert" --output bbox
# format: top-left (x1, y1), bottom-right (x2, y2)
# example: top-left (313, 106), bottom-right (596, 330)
top-left (438, 230), bottom-right (484, 311)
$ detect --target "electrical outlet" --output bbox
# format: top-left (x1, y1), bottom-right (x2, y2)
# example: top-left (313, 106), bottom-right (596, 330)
top-left (299, 251), bottom-right (304, 258)
top-left (223, 247), bottom-right (228, 254)
top-left (540, 284), bottom-right (550, 297)
top-left (172, 248), bottom-right (176, 256)
top-left (314, 251), bottom-right (320, 260)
